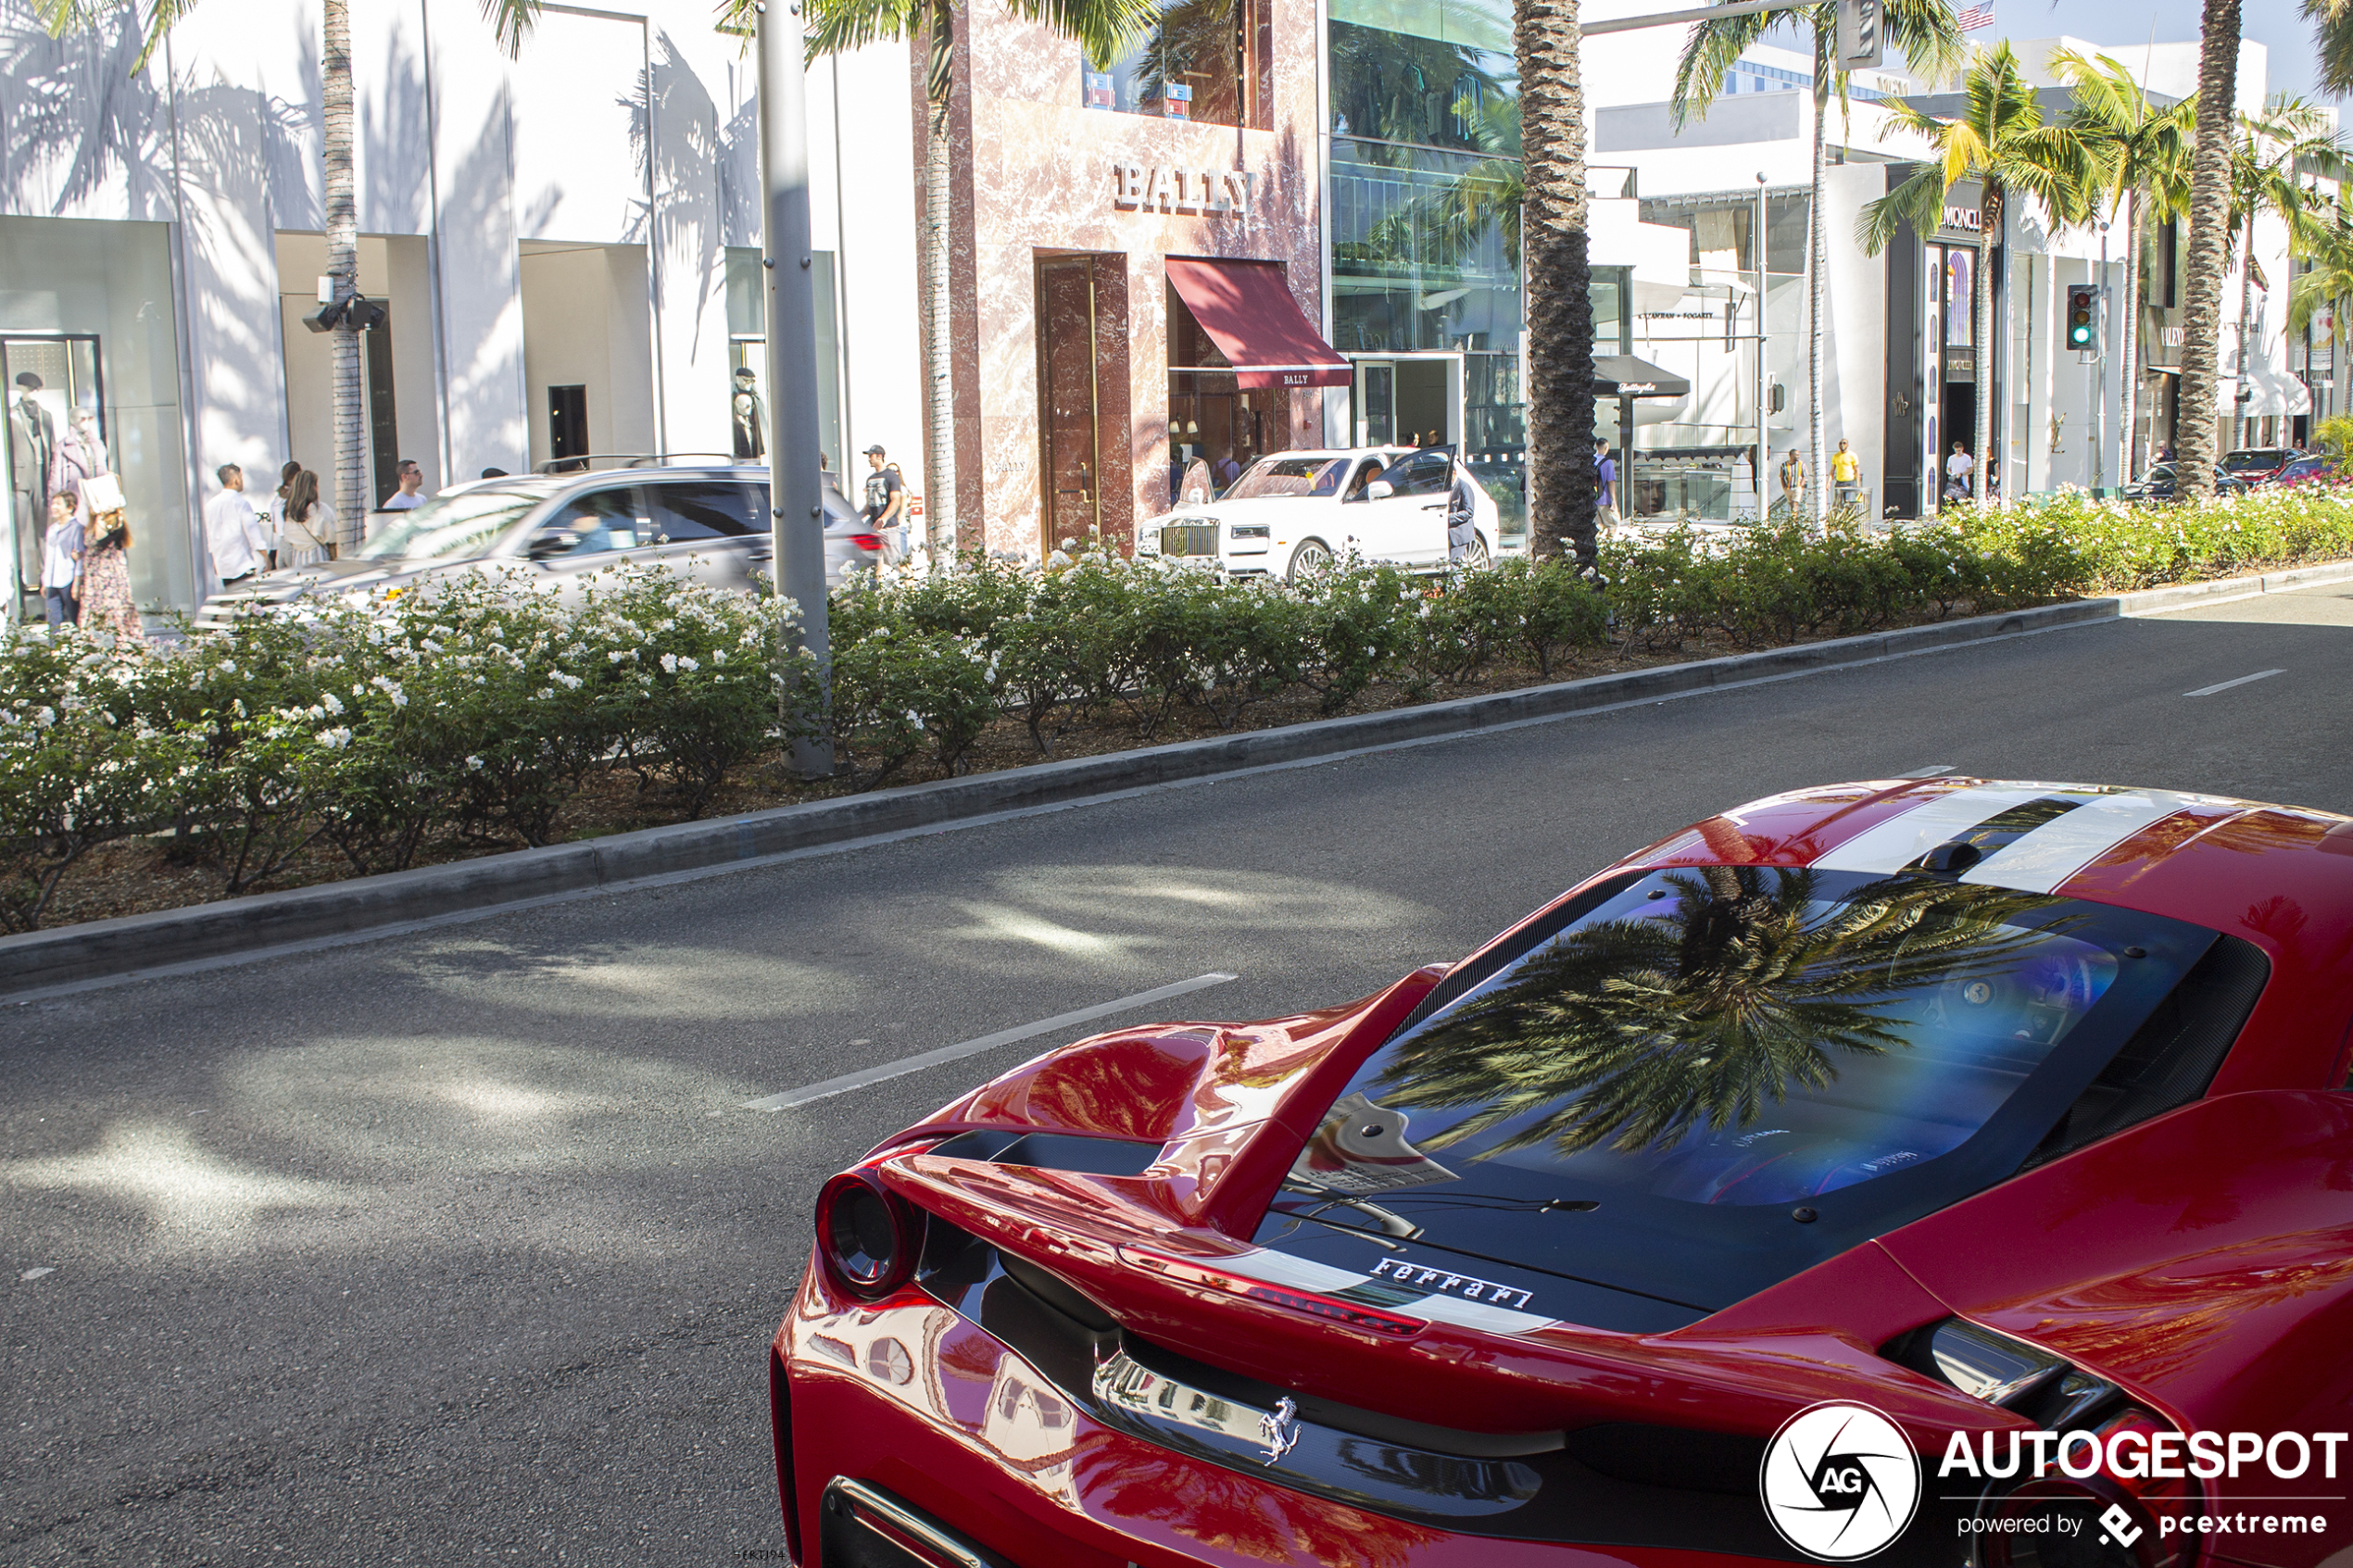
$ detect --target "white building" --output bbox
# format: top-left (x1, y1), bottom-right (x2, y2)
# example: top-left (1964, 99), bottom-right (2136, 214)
top-left (1, 0), bottom-right (925, 616)
top-left (1577, 6), bottom-right (2314, 517)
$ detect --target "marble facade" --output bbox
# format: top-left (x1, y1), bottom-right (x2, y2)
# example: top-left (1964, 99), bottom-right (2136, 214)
top-left (928, 0), bottom-right (1327, 560)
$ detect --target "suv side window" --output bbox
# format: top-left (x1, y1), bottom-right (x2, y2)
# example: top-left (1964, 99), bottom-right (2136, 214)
top-left (529, 485), bottom-right (648, 558)
top-left (648, 481), bottom-right (762, 541)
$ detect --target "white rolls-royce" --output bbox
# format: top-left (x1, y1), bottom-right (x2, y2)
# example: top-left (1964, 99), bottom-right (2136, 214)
top-left (1135, 447), bottom-right (1502, 581)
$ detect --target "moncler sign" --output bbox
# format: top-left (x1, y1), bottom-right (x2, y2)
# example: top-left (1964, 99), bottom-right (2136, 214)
top-left (1114, 163), bottom-right (1256, 217)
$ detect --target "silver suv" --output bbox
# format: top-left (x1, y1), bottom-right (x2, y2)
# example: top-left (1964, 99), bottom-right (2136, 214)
top-left (195, 461), bottom-right (882, 630)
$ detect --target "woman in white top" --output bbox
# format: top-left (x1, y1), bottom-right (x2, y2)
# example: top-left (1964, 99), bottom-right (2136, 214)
top-left (278, 468), bottom-right (335, 567)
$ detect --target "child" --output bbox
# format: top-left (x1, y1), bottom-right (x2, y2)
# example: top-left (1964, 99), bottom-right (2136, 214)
top-left (40, 490), bottom-right (82, 626)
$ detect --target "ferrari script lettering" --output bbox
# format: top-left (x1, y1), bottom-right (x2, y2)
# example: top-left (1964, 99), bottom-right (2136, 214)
top-left (1365, 1257), bottom-right (1534, 1310)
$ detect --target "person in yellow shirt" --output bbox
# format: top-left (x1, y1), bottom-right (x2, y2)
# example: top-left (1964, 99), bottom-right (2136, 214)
top-left (1831, 438), bottom-right (1862, 514)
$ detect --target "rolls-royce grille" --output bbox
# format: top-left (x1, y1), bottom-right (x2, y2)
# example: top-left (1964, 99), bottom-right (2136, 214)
top-left (1160, 523), bottom-right (1219, 558)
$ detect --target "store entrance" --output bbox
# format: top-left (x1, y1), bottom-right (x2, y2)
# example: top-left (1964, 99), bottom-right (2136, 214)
top-left (4, 334), bottom-right (104, 621)
top-left (1940, 381), bottom-right (1977, 501)
top-left (1351, 354), bottom-right (1461, 448)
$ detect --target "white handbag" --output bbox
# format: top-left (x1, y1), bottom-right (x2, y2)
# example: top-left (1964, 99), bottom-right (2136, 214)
top-left (81, 471), bottom-right (125, 514)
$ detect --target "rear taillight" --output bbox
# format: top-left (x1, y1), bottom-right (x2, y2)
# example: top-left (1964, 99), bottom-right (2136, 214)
top-left (1973, 1409), bottom-right (2201, 1568)
top-left (1117, 1246), bottom-right (1427, 1338)
top-left (849, 533), bottom-right (885, 552)
top-left (815, 1171), bottom-right (922, 1299)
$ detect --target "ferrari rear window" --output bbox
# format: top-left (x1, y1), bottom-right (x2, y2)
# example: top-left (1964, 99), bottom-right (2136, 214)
top-left (1275, 867), bottom-right (2232, 1317)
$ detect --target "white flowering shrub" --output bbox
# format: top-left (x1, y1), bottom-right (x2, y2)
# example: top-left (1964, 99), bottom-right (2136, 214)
top-left (0, 628), bottom-right (199, 930)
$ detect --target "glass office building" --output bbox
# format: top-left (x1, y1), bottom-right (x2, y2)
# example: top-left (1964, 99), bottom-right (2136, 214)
top-left (1327, 0), bottom-right (1527, 537)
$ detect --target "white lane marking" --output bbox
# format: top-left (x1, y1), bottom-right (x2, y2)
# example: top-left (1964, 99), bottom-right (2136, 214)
top-left (2184, 669), bottom-right (2284, 697)
top-left (1811, 784), bottom-right (2055, 875)
top-left (1897, 765), bottom-right (1955, 778)
top-left (20, 1267), bottom-right (56, 1281)
top-left (741, 972), bottom-right (1239, 1111)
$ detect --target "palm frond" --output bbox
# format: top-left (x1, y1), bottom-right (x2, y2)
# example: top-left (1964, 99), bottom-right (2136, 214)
top-left (2309, 0), bottom-right (2353, 97)
top-left (1858, 164), bottom-right (1944, 255)
top-left (1669, 3), bottom-right (1790, 130)
top-left (1004, 0), bottom-right (1164, 69)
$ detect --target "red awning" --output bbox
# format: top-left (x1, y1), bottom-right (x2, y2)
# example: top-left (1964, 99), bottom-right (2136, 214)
top-left (1164, 257), bottom-right (1352, 391)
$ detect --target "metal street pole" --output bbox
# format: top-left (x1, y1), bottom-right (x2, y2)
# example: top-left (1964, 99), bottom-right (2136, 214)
top-left (1755, 172), bottom-right (1769, 513)
top-left (2094, 225), bottom-right (2108, 494)
top-left (757, 0), bottom-right (834, 777)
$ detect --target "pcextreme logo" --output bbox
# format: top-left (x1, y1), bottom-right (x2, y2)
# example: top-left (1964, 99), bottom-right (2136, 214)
top-left (1760, 1401), bottom-right (1922, 1561)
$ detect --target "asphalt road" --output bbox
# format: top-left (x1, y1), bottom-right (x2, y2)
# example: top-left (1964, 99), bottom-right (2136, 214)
top-left (6, 583), bottom-right (2351, 1566)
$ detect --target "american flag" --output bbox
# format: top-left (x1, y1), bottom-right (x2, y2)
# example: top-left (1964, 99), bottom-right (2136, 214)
top-left (1957, 3), bottom-right (1994, 30)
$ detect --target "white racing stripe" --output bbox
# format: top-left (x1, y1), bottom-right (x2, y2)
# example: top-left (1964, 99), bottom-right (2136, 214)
top-left (1810, 784), bottom-right (2057, 875)
top-left (1962, 789), bottom-right (2218, 894)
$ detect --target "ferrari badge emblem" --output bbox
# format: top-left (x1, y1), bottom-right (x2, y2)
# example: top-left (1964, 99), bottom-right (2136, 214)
top-left (1256, 1398), bottom-right (1301, 1464)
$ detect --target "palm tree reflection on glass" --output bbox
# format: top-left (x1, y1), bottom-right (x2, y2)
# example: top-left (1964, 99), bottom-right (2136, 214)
top-left (1373, 867), bottom-right (2095, 1169)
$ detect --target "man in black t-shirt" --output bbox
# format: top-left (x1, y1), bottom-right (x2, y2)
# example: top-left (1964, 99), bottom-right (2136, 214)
top-left (862, 445), bottom-right (908, 558)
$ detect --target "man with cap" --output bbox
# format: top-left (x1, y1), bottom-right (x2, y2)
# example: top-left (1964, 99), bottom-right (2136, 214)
top-left (732, 367), bottom-right (766, 462)
top-left (862, 445), bottom-right (907, 560)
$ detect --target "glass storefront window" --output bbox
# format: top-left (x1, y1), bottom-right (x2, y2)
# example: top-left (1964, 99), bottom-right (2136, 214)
top-left (1085, 0), bottom-right (1273, 130)
top-left (0, 217), bottom-right (190, 618)
top-left (1329, 0), bottom-right (1516, 151)
top-left (726, 245), bottom-right (844, 474)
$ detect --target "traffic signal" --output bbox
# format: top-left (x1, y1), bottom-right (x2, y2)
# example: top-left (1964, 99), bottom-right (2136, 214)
top-left (2065, 284), bottom-right (2098, 351)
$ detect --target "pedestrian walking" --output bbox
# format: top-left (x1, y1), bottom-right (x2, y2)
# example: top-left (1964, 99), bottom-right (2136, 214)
top-left (1446, 458), bottom-right (1480, 563)
top-left (860, 445), bottom-right (908, 559)
top-left (1777, 449), bottom-right (1805, 516)
top-left (1945, 441), bottom-right (1975, 500)
top-left (381, 458), bottom-right (425, 511)
top-left (1593, 438), bottom-right (1620, 532)
top-left (78, 497), bottom-right (143, 646)
top-left (279, 469), bottom-right (336, 566)
top-left (1831, 439), bottom-right (1861, 513)
top-left (733, 368), bottom-right (766, 461)
top-left (204, 463), bottom-right (273, 589)
top-left (40, 490), bottom-right (81, 626)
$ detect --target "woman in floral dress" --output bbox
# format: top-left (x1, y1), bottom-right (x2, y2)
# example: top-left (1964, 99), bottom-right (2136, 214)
top-left (77, 503), bottom-right (144, 645)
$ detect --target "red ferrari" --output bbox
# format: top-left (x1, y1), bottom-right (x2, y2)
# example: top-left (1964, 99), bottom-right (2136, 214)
top-left (770, 779), bottom-right (2353, 1568)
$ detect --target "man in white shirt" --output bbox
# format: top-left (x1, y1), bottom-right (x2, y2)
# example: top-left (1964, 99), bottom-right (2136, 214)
top-left (203, 463), bottom-right (273, 588)
top-left (382, 458), bottom-right (426, 510)
top-left (1944, 441), bottom-right (1975, 499)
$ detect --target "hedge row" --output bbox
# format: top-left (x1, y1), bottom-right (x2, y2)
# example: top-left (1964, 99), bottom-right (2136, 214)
top-left (6, 487), bottom-right (2349, 929)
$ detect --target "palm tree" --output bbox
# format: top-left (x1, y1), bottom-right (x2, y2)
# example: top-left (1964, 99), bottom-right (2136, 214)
top-left (2221, 98), bottom-right (2343, 448)
top-left (1371, 866), bottom-right (2060, 1159)
top-left (1493, 0), bottom-right (1597, 569)
top-left (2050, 48), bottom-right (2194, 484)
top-left (1672, 0), bottom-right (1963, 523)
top-left (47, 0), bottom-right (545, 546)
top-left (2172, 0), bottom-right (2244, 502)
top-left (1860, 43), bottom-right (2098, 505)
top-left (2286, 209), bottom-right (2353, 358)
top-left (791, 0), bottom-right (1157, 565)
top-left (2303, 0), bottom-right (2353, 98)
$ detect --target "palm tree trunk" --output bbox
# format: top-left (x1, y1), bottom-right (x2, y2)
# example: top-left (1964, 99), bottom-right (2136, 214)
top-left (2175, 0), bottom-right (2241, 500)
top-left (323, 0), bottom-right (363, 547)
top-left (1807, 52), bottom-right (1828, 521)
top-left (920, 95), bottom-right (957, 563)
top-left (1975, 182), bottom-right (2001, 500)
top-left (1516, 0), bottom-right (1595, 567)
top-left (2118, 193), bottom-right (2144, 480)
top-left (2233, 207), bottom-right (2257, 450)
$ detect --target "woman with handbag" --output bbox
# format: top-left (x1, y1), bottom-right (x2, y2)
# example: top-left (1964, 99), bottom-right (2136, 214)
top-left (78, 497), bottom-right (144, 645)
top-left (279, 468), bottom-right (335, 566)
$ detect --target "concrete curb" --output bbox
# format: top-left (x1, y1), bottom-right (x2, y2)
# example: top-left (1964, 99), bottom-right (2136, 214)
top-left (2116, 558), bottom-right (2353, 615)
top-left (0, 592), bottom-right (2144, 997)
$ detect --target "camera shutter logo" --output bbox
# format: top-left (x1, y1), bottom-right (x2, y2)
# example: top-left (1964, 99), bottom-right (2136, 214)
top-left (1759, 1401), bottom-right (1921, 1560)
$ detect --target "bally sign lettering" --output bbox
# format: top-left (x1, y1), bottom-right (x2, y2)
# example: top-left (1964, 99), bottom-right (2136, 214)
top-left (1115, 163), bottom-right (1255, 216)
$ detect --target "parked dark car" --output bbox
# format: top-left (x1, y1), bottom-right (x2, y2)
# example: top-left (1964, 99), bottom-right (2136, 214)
top-left (2221, 446), bottom-right (2295, 483)
top-left (196, 461), bottom-right (883, 628)
top-left (2120, 462), bottom-right (2249, 502)
top-left (2262, 453), bottom-right (2335, 488)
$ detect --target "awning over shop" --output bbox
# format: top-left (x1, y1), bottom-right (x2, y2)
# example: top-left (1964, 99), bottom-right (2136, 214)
top-left (1593, 355), bottom-right (1692, 398)
top-left (1164, 257), bottom-right (1352, 390)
